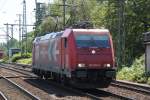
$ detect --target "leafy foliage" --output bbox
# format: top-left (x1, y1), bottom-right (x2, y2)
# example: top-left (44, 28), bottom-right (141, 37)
top-left (1, 56), bottom-right (9, 63)
top-left (11, 53), bottom-right (31, 62)
top-left (117, 55), bottom-right (148, 83)
top-left (33, 0), bottom-right (150, 66)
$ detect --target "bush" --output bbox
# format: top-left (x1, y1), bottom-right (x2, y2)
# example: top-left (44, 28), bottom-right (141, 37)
top-left (1, 56), bottom-right (9, 63)
top-left (147, 78), bottom-right (150, 85)
top-left (117, 55), bottom-right (148, 83)
top-left (11, 53), bottom-right (32, 62)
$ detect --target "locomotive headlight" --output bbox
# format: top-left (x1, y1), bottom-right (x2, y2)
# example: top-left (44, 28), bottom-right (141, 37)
top-left (78, 64), bottom-right (85, 67)
top-left (104, 64), bottom-right (111, 67)
top-left (106, 64), bottom-right (111, 67)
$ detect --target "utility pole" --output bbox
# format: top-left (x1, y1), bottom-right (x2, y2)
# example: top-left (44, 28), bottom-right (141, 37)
top-left (63, 0), bottom-right (66, 29)
top-left (35, 0), bottom-right (37, 26)
top-left (57, 0), bottom-right (68, 29)
top-left (11, 25), bottom-right (14, 39)
top-left (70, 0), bottom-right (76, 25)
top-left (117, 0), bottom-right (125, 66)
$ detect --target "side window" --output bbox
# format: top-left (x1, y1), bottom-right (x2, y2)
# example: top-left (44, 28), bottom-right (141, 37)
top-left (64, 38), bottom-right (67, 48)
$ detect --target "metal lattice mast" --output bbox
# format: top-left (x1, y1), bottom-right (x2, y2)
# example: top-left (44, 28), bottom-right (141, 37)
top-left (35, 0), bottom-right (37, 27)
top-left (17, 14), bottom-right (22, 49)
top-left (22, 0), bottom-right (27, 54)
top-left (6, 23), bottom-right (9, 53)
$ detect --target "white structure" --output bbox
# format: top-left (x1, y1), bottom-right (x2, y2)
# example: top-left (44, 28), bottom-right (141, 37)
top-left (143, 32), bottom-right (150, 76)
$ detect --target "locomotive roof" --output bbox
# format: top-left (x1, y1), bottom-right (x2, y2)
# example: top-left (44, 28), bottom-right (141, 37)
top-left (33, 29), bottom-right (109, 43)
top-left (73, 29), bottom-right (109, 33)
top-left (33, 32), bottom-right (63, 42)
top-left (62, 28), bottom-right (109, 38)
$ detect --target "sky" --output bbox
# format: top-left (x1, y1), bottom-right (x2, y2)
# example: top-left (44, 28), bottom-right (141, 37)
top-left (0, 0), bottom-right (52, 43)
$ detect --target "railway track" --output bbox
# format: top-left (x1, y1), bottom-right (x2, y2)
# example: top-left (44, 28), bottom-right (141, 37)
top-left (28, 78), bottom-right (131, 100)
top-left (8, 63), bottom-right (31, 68)
top-left (0, 91), bottom-right (7, 100)
top-left (111, 80), bottom-right (150, 95)
top-left (82, 88), bottom-right (133, 100)
top-left (1, 63), bottom-right (32, 72)
top-left (1, 63), bottom-right (150, 99)
top-left (0, 64), bottom-right (35, 78)
top-left (0, 63), bottom-right (130, 99)
top-left (0, 63), bottom-right (99, 99)
top-left (0, 75), bottom-right (39, 100)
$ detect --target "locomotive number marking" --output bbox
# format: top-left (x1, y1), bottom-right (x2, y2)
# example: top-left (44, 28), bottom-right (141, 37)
top-left (52, 40), bottom-right (59, 62)
top-left (48, 39), bottom-right (59, 62)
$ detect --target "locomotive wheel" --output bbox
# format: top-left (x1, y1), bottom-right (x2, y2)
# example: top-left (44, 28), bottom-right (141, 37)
top-left (44, 75), bottom-right (49, 80)
top-left (38, 75), bottom-right (43, 79)
top-left (60, 75), bottom-right (68, 85)
top-left (53, 73), bottom-right (60, 82)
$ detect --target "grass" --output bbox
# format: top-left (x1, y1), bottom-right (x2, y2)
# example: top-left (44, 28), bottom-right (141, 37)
top-left (16, 58), bottom-right (32, 64)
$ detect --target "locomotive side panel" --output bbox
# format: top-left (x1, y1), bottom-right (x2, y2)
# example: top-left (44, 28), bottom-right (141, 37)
top-left (35, 38), bottom-right (61, 73)
top-left (38, 40), bottom-right (49, 70)
top-left (45, 38), bottom-right (61, 73)
top-left (33, 43), bottom-right (40, 69)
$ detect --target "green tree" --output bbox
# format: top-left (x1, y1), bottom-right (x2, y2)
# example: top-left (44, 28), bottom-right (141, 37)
top-left (33, 0), bottom-right (150, 66)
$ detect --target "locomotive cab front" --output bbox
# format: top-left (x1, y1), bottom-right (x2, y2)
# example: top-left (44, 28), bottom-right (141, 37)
top-left (69, 29), bottom-right (116, 88)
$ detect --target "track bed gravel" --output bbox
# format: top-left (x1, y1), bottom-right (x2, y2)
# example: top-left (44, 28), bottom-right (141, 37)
top-left (101, 85), bottom-right (150, 100)
top-left (0, 77), bottom-right (33, 100)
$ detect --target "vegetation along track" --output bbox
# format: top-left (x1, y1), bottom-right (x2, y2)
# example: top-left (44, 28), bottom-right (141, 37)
top-left (0, 75), bottom-right (39, 100)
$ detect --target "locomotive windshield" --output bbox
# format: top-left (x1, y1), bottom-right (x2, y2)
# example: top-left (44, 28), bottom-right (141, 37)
top-left (75, 34), bottom-right (110, 48)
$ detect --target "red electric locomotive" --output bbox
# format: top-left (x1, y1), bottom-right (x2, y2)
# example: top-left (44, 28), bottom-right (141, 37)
top-left (32, 28), bottom-right (116, 88)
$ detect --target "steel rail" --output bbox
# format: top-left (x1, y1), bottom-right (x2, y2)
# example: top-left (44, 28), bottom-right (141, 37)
top-left (8, 62), bottom-right (32, 68)
top-left (28, 78), bottom-right (103, 100)
top-left (111, 80), bottom-right (150, 95)
top-left (1, 63), bottom-right (32, 72)
top-left (97, 89), bottom-right (133, 100)
top-left (47, 79), bottom-right (134, 100)
top-left (4, 65), bottom-right (31, 73)
top-left (2, 63), bottom-right (148, 99)
top-left (31, 78), bottom-right (132, 100)
top-left (0, 65), bottom-right (35, 77)
top-left (0, 91), bottom-right (7, 100)
top-left (0, 75), bottom-right (40, 100)
top-left (1, 63), bottom-right (103, 99)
